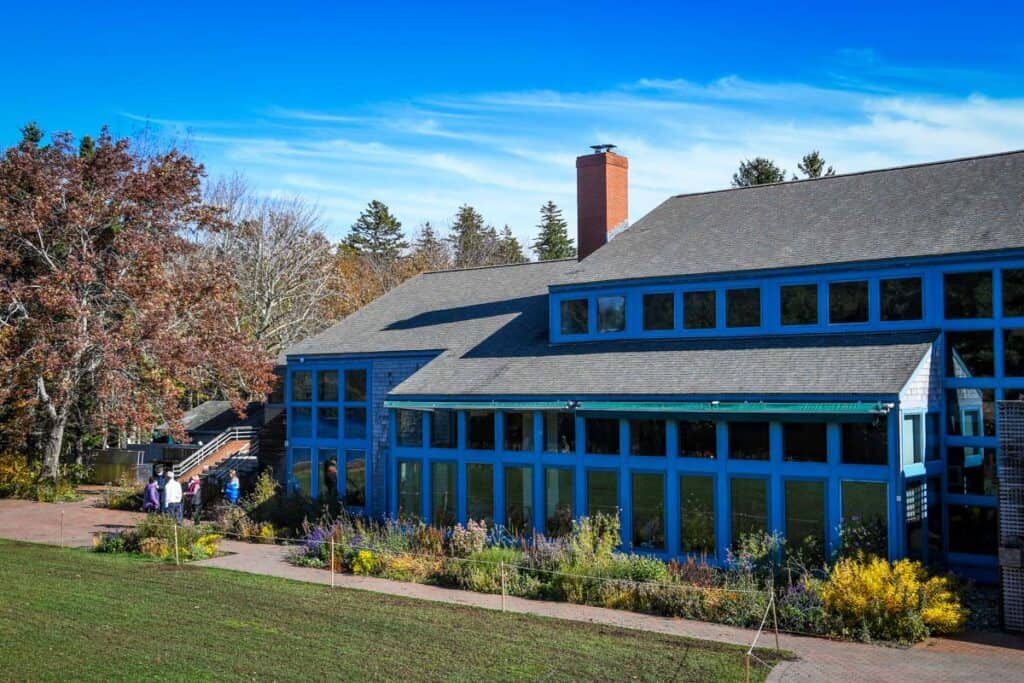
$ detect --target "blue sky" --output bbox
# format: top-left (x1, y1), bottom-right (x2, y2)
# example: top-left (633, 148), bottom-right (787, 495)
top-left (3, 1), bottom-right (1023, 246)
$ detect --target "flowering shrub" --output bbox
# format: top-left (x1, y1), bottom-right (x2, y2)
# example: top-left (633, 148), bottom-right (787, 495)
top-left (351, 550), bottom-right (380, 575)
top-left (93, 516), bottom-right (221, 561)
top-left (448, 519), bottom-right (487, 558)
top-left (0, 452), bottom-right (83, 502)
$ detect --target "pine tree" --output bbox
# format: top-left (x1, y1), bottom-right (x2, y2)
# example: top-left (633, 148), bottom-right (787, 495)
top-left (532, 200), bottom-right (575, 260)
top-left (731, 157), bottom-right (787, 187)
top-left (411, 222), bottom-right (452, 271)
top-left (498, 225), bottom-right (528, 264)
top-left (342, 200), bottom-right (408, 260)
top-left (19, 121), bottom-right (43, 147)
top-left (796, 151), bottom-right (835, 179)
top-left (448, 204), bottom-right (500, 268)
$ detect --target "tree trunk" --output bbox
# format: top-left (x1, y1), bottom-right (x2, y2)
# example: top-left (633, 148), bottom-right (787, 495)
top-left (40, 410), bottom-right (68, 482)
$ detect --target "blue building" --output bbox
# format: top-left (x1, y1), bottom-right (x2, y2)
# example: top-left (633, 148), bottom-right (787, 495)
top-left (283, 148), bottom-right (1024, 581)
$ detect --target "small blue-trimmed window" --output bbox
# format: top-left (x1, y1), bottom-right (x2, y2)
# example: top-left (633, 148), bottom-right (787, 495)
top-left (544, 467), bottom-right (574, 537)
top-left (344, 449), bottom-right (366, 508)
top-left (642, 292), bottom-right (674, 331)
top-left (318, 448), bottom-right (338, 499)
top-left (466, 463), bottom-right (494, 524)
top-left (632, 472), bottom-right (666, 550)
top-left (344, 369), bottom-right (367, 401)
top-left (1003, 268), bottom-right (1024, 317)
top-left (543, 411), bottom-right (576, 453)
top-left (944, 271), bottom-right (993, 319)
top-left (731, 477), bottom-right (768, 548)
top-left (585, 417), bottom-right (619, 455)
top-left (1004, 329), bottom-right (1024, 377)
top-left (344, 407), bottom-right (367, 440)
top-left (317, 407), bottom-right (339, 439)
top-left (683, 290), bottom-right (716, 329)
top-left (780, 284), bottom-right (817, 326)
top-left (629, 419), bottom-right (666, 456)
top-left (292, 371), bottom-right (312, 401)
top-left (829, 280), bottom-right (868, 324)
top-left (946, 331), bottom-right (994, 378)
top-left (726, 288), bottom-right (760, 328)
top-left (586, 470), bottom-right (618, 517)
top-left (430, 409), bottom-right (458, 449)
top-left (397, 460), bottom-right (422, 520)
top-left (901, 414), bottom-right (923, 466)
top-left (597, 295), bottom-right (626, 332)
top-left (880, 277), bottom-right (922, 321)
top-left (782, 422), bottom-right (826, 462)
top-left (396, 409), bottom-right (423, 448)
top-left (292, 407), bottom-right (312, 438)
top-left (317, 370), bottom-right (338, 402)
top-left (680, 475), bottom-right (715, 555)
top-left (291, 447), bottom-right (312, 495)
top-left (560, 298), bottom-right (588, 335)
top-left (468, 410), bottom-right (495, 450)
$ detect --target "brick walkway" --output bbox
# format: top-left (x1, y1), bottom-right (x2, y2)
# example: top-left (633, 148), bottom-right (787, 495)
top-left (2, 497), bottom-right (1022, 681)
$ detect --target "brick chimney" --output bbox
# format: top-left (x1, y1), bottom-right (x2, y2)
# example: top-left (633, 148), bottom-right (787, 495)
top-left (576, 145), bottom-right (628, 260)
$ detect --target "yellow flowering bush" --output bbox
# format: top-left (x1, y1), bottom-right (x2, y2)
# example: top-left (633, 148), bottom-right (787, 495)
top-left (351, 550), bottom-right (381, 575)
top-left (821, 555), bottom-right (966, 641)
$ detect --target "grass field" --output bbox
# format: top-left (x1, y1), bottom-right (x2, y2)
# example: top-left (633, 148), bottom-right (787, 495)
top-left (0, 540), bottom-right (785, 681)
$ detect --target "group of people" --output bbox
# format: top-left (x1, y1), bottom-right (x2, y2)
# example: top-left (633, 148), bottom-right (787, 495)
top-left (143, 467), bottom-right (241, 523)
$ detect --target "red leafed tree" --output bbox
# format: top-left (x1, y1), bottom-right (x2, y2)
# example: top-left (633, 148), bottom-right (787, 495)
top-left (0, 125), bottom-right (275, 479)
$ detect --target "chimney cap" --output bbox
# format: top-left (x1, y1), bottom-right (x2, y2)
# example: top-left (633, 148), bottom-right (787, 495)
top-left (589, 144), bottom-right (617, 154)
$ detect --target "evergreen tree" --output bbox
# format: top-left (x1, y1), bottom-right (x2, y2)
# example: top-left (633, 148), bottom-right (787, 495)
top-left (342, 200), bottom-right (408, 260)
top-left (448, 204), bottom-right (500, 268)
top-left (498, 225), bottom-right (528, 264)
top-left (796, 150), bottom-right (835, 179)
top-left (20, 121), bottom-right (43, 147)
top-left (532, 200), bottom-right (575, 260)
top-left (731, 157), bottom-right (787, 187)
top-left (411, 222), bottom-right (452, 271)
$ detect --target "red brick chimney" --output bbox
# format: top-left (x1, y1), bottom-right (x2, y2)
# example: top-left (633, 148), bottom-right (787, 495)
top-left (576, 145), bottom-right (628, 260)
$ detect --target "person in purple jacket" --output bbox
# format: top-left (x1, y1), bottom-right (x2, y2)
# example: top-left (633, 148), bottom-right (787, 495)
top-left (142, 477), bottom-right (160, 513)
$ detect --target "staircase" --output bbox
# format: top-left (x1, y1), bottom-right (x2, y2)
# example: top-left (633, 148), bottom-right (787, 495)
top-left (173, 426), bottom-right (259, 482)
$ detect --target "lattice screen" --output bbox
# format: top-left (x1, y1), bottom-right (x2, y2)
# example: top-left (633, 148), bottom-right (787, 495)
top-left (998, 400), bottom-right (1024, 631)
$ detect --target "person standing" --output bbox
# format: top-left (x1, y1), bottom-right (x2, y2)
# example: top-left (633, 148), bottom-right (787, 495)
top-left (164, 471), bottom-right (184, 523)
top-left (185, 475), bottom-right (202, 523)
top-left (224, 470), bottom-right (240, 505)
top-left (155, 467), bottom-right (168, 514)
top-left (143, 477), bottom-right (160, 513)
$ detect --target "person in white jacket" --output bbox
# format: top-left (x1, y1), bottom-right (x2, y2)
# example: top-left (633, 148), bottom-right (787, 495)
top-left (164, 472), bottom-right (184, 524)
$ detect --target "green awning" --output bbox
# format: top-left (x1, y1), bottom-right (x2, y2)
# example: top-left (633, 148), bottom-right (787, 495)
top-left (575, 401), bottom-right (893, 415)
top-left (384, 400), bottom-right (570, 411)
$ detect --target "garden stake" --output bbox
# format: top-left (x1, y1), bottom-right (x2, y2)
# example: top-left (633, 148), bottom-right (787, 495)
top-left (771, 594), bottom-right (780, 654)
top-left (59, 509), bottom-right (64, 548)
top-left (745, 653), bottom-right (750, 683)
top-left (330, 538), bottom-right (335, 589)
top-left (500, 561), bottom-right (506, 612)
top-left (173, 524), bottom-right (180, 566)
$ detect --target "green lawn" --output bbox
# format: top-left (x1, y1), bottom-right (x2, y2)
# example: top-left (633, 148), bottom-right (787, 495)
top-left (0, 540), bottom-right (786, 682)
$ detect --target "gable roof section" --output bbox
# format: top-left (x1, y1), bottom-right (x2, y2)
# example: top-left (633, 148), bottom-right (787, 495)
top-left (561, 150), bottom-right (1024, 286)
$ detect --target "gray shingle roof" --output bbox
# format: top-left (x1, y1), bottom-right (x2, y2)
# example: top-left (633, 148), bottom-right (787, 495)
top-left (560, 150), bottom-right (1024, 286)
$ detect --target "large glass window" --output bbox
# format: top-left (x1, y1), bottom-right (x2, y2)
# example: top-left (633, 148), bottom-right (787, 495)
top-left (291, 407), bottom-right (313, 438)
top-left (467, 411), bottom-right (495, 450)
top-left (782, 422), bottom-right (827, 462)
top-left (291, 447), bottom-right (312, 495)
top-left (597, 295), bottom-right (626, 333)
top-left (678, 420), bottom-right (716, 458)
top-left (430, 461), bottom-right (456, 527)
top-left (927, 477), bottom-right (943, 562)
top-left (632, 473), bottom-right (665, 550)
top-left (680, 475), bottom-right (715, 556)
top-left (585, 418), bottom-right (620, 455)
top-left (319, 449), bottom-right (338, 499)
top-left (344, 449), bottom-right (366, 507)
top-left (683, 290), bottom-right (716, 329)
top-left (880, 277), bottom-right (923, 321)
top-left (786, 480), bottom-right (826, 566)
top-left (587, 470), bottom-right (618, 518)
top-left (946, 388), bottom-right (996, 436)
top-left (503, 411), bottom-right (533, 452)
top-left (629, 419), bottom-right (666, 456)
top-left (318, 370), bottom-right (339, 402)
top-left (343, 407), bottom-right (367, 440)
top-left (292, 371), bottom-right (312, 401)
top-left (840, 481), bottom-right (888, 554)
top-left (397, 461), bottom-right (422, 519)
top-left (726, 287), bottom-right (760, 328)
top-left (840, 421), bottom-right (888, 465)
top-left (829, 280), bottom-right (868, 324)
top-left (560, 298), bottom-right (589, 335)
top-left (947, 447), bottom-right (997, 496)
top-left (396, 409), bottom-right (423, 448)
top-left (504, 466), bottom-right (533, 535)
top-left (430, 409), bottom-right (458, 449)
top-left (728, 422), bottom-right (770, 460)
top-left (1005, 329), bottom-right (1024, 376)
top-left (642, 292), bottom-right (675, 331)
top-left (544, 468), bottom-right (574, 537)
top-left (948, 505), bottom-right (997, 555)
top-left (543, 412), bottom-right (576, 453)
top-left (317, 407), bottom-right (339, 439)
top-left (466, 463), bottom-right (494, 525)
top-left (946, 331), bottom-right (994, 377)
top-left (901, 414), bottom-right (923, 466)
top-left (944, 271), bottom-right (993, 319)
top-left (731, 478), bottom-right (768, 548)
top-left (1004, 268), bottom-right (1024, 317)
top-left (344, 369), bottom-right (367, 402)
top-left (780, 284), bottom-right (818, 326)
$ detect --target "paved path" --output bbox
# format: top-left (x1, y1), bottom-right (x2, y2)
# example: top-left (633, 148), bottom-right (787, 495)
top-left (2, 497), bottom-right (1022, 681)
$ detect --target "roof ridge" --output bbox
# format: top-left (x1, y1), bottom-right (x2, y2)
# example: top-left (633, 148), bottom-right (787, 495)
top-left (668, 148), bottom-right (1024, 201)
top-left (422, 257), bottom-right (575, 275)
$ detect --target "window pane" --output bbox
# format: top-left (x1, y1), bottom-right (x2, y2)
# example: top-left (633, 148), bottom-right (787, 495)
top-left (840, 421), bottom-right (888, 465)
top-left (585, 418), bottom-right (619, 455)
top-left (587, 470), bottom-right (618, 518)
top-left (1005, 329), bottom-right (1024, 376)
top-left (396, 410), bottom-right (423, 448)
top-left (947, 447), bottom-right (997, 496)
top-left (1004, 268), bottom-right (1024, 317)
top-left (292, 371), bottom-right (312, 401)
top-left (783, 422), bottom-right (827, 462)
top-left (504, 466), bottom-right (533, 536)
top-left (560, 299), bottom-right (589, 335)
top-left (503, 411), bottom-right (534, 452)
top-left (678, 420), bottom-right (716, 458)
top-left (344, 369), bottom-right (367, 402)
top-left (680, 475), bottom-right (715, 555)
top-left (926, 413), bottom-right (941, 461)
top-left (544, 468), bottom-right (574, 537)
top-left (726, 288), bottom-right (760, 328)
top-left (786, 480), bottom-right (825, 566)
top-left (841, 481), bottom-right (888, 551)
top-left (946, 330), bottom-right (994, 377)
top-left (543, 412), bottom-right (576, 453)
top-left (597, 296), bottom-right (626, 332)
top-left (467, 411), bottom-right (495, 450)
top-left (319, 449), bottom-right (338, 499)
top-left (466, 463), bottom-right (494, 525)
top-left (318, 370), bottom-right (339, 402)
top-left (292, 407), bottom-right (312, 438)
top-left (946, 388), bottom-right (995, 436)
top-left (880, 277), bottom-right (922, 321)
top-left (632, 473), bottom-right (665, 550)
top-left (292, 448), bottom-right (312, 496)
top-left (629, 419), bottom-right (666, 456)
top-left (317, 407), bottom-right (339, 439)
top-left (728, 422), bottom-right (769, 460)
top-left (780, 284), bottom-right (818, 326)
top-left (927, 477), bottom-right (943, 562)
top-left (430, 409), bottom-right (458, 449)
top-left (829, 281), bottom-right (868, 324)
top-left (344, 449), bottom-right (366, 507)
top-left (642, 292), bottom-right (674, 331)
top-left (948, 505), bottom-right (997, 555)
top-left (397, 461), bottom-right (422, 519)
top-left (901, 415), bottom-right (922, 466)
top-left (683, 290), bottom-right (716, 329)
top-left (344, 407), bottom-right (367, 440)
top-left (944, 271), bottom-right (993, 319)
top-left (906, 480), bottom-right (925, 562)
top-left (431, 461), bottom-right (456, 527)
top-left (731, 478), bottom-right (768, 547)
